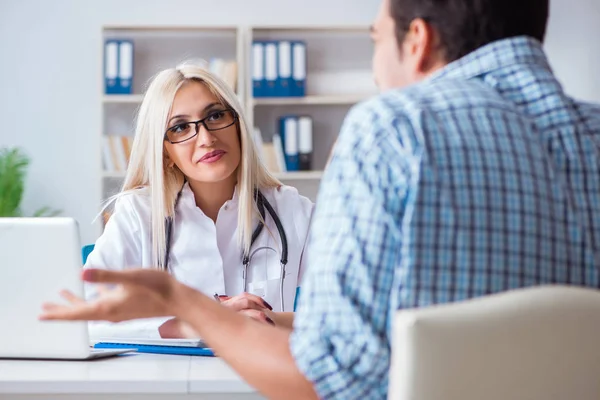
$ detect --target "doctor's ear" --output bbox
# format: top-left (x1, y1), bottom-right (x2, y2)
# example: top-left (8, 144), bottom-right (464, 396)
top-left (163, 153), bottom-right (175, 168)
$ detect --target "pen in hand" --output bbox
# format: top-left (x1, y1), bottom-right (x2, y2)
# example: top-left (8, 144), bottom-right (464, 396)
top-left (214, 293), bottom-right (231, 302)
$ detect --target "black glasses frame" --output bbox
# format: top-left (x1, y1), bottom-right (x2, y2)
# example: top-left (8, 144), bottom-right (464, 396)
top-left (164, 108), bottom-right (238, 144)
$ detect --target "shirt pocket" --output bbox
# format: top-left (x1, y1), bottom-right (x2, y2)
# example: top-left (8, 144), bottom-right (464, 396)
top-left (246, 246), bottom-right (286, 310)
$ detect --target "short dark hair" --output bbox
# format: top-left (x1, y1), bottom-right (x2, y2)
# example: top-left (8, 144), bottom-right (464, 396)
top-left (390, 0), bottom-right (549, 62)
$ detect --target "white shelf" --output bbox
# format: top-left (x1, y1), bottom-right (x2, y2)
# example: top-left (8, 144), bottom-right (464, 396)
top-left (103, 25), bottom-right (238, 32)
top-left (103, 171), bottom-right (126, 178)
top-left (103, 95), bottom-right (144, 104)
top-left (274, 171), bottom-right (323, 180)
top-left (251, 25), bottom-right (369, 33)
top-left (252, 94), bottom-right (371, 106)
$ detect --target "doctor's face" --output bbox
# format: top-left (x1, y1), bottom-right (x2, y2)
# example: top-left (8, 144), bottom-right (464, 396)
top-left (164, 81), bottom-right (241, 185)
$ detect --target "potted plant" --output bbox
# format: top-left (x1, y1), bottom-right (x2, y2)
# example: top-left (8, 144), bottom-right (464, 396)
top-left (0, 147), bottom-right (60, 217)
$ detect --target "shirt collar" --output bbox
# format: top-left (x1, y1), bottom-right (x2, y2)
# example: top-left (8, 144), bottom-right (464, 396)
top-left (430, 36), bottom-right (551, 83)
top-left (179, 181), bottom-right (240, 210)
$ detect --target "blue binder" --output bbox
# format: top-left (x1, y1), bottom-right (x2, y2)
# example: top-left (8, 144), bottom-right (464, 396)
top-left (104, 40), bottom-right (119, 94)
top-left (291, 41), bottom-right (306, 97)
top-left (94, 342), bottom-right (215, 357)
top-left (298, 116), bottom-right (313, 171)
top-left (277, 41), bottom-right (292, 97)
top-left (118, 40), bottom-right (134, 94)
top-left (264, 41), bottom-right (278, 97)
top-left (279, 115), bottom-right (300, 171)
top-left (252, 41), bottom-right (265, 97)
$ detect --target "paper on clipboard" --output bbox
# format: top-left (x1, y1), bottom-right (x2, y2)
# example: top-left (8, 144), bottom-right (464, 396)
top-left (92, 337), bottom-right (207, 348)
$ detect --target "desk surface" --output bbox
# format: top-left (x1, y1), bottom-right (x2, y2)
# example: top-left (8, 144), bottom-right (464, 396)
top-left (0, 353), bottom-right (260, 398)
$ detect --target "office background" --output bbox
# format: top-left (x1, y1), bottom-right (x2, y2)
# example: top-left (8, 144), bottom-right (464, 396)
top-left (0, 0), bottom-right (598, 245)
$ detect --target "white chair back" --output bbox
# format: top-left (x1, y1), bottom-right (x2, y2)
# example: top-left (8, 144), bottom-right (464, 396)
top-left (389, 285), bottom-right (600, 400)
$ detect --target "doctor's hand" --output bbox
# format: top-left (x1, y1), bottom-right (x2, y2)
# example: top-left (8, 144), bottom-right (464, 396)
top-left (39, 268), bottom-right (181, 323)
top-left (220, 293), bottom-right (274, 325)
top-left (159, 293), bottom-right (274, 338)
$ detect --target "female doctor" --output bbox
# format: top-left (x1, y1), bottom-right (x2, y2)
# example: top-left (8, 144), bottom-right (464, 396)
top-left (85, 61), bottom-right (313, 339)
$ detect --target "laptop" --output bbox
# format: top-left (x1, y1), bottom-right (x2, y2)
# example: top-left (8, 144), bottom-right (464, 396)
top-left (0, 217), bottom-right (133, 360)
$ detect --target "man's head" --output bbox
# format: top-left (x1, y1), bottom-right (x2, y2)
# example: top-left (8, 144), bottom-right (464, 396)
top-left (371, 0), bottom-right (550, 91)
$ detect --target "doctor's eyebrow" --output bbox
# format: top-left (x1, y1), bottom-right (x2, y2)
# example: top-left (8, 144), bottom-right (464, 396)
top-left (168, 102), bottom-right (225, 124)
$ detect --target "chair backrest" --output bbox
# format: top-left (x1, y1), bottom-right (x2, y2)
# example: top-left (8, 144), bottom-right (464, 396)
top-left (81, 244), bottom-right (95, 265)
top-left (388, 285), bottom-right (600, 400)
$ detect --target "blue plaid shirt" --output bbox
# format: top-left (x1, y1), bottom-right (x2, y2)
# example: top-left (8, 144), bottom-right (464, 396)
top-left (290, 36), bottom-right (600, 399)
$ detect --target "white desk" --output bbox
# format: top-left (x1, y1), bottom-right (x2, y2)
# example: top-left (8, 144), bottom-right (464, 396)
top-left (0, 353), bottom-right (265, 399)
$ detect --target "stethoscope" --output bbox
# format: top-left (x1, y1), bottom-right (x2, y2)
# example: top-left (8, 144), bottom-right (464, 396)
top-left (164, 184), bottom-right (289, 311)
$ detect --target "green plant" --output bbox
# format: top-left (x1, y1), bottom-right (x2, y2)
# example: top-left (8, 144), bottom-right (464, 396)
top-left (0, 147), bottom-right (60, 217)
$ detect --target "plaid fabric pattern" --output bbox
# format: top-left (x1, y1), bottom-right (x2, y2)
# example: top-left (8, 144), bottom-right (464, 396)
top-left (290, 36), bottom-right (600, 399)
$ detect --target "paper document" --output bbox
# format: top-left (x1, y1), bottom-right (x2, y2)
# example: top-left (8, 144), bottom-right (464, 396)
top-left (92, 337), bottom-right (207, 348)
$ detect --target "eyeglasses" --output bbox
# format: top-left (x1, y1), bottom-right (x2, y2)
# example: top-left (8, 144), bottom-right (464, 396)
top-left (164, 108), bottom-right (238, 144)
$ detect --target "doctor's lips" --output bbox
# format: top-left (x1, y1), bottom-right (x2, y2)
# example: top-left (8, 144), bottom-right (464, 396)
top-left (198, 150), bottom-right (226, 164)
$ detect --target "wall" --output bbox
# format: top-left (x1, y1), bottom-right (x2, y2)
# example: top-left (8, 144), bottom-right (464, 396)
top-left (0, 0), bottom-right (380, 244)
top-left (0, 0), bottom-right (598, 244)
top-left (544, 0), bottom-right (600, 104)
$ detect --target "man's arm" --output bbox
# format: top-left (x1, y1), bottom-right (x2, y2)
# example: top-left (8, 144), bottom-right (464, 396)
top-left (171, 287), bottom-right (317, 400)
top-left (43, 269), bottom-right (316, 400)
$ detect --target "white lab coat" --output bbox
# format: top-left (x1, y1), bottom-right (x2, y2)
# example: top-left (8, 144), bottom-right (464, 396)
top-left (85, 183), bottom-right (313, 339)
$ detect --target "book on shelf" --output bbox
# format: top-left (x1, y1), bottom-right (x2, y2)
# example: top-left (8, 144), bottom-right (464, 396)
top-left (103, 135), bottom-right (134, 173)
top-left (254, 126), bottom-right (285, 174)
top-left (252, 126), bottom-right (264, 159)
top-left (272, 134), bottom-right (287, 173)
top-left (262, 141), bottom-right (285, 174)
top-left (202, 58), bottom-right (237, 92)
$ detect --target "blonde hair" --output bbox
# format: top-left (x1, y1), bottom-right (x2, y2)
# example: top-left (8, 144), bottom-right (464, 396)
top-left (113, 61), bottom-right (281, 269)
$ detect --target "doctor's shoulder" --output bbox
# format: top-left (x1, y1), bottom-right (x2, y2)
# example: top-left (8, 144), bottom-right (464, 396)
top-left (266, 184), bottom-right (314, 230)
top-left (85, 187), bottom-right (152, 270)
top-left (103, 186), bottom-right (152, 231)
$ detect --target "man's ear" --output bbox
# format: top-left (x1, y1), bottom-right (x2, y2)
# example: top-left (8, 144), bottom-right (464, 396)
top-left (405, 18), bottom-right (442, 73)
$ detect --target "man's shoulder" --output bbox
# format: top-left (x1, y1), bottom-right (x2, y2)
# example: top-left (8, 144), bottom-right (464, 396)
top-left (341, 78), bottom-right (501, 151)
top-left (351, 78), bottom-right (504, 123)
top-left (573, 101), bottom-right (600, 127)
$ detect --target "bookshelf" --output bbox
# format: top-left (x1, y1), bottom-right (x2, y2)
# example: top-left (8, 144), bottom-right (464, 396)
top-left (245, 26), bottom-right (375, 200)
top-left (100, 24), bottom-right (374, 206)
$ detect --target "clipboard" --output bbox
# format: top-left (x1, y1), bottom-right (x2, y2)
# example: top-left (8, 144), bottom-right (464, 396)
top-left (93, 340), bottom-right (215, 357)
